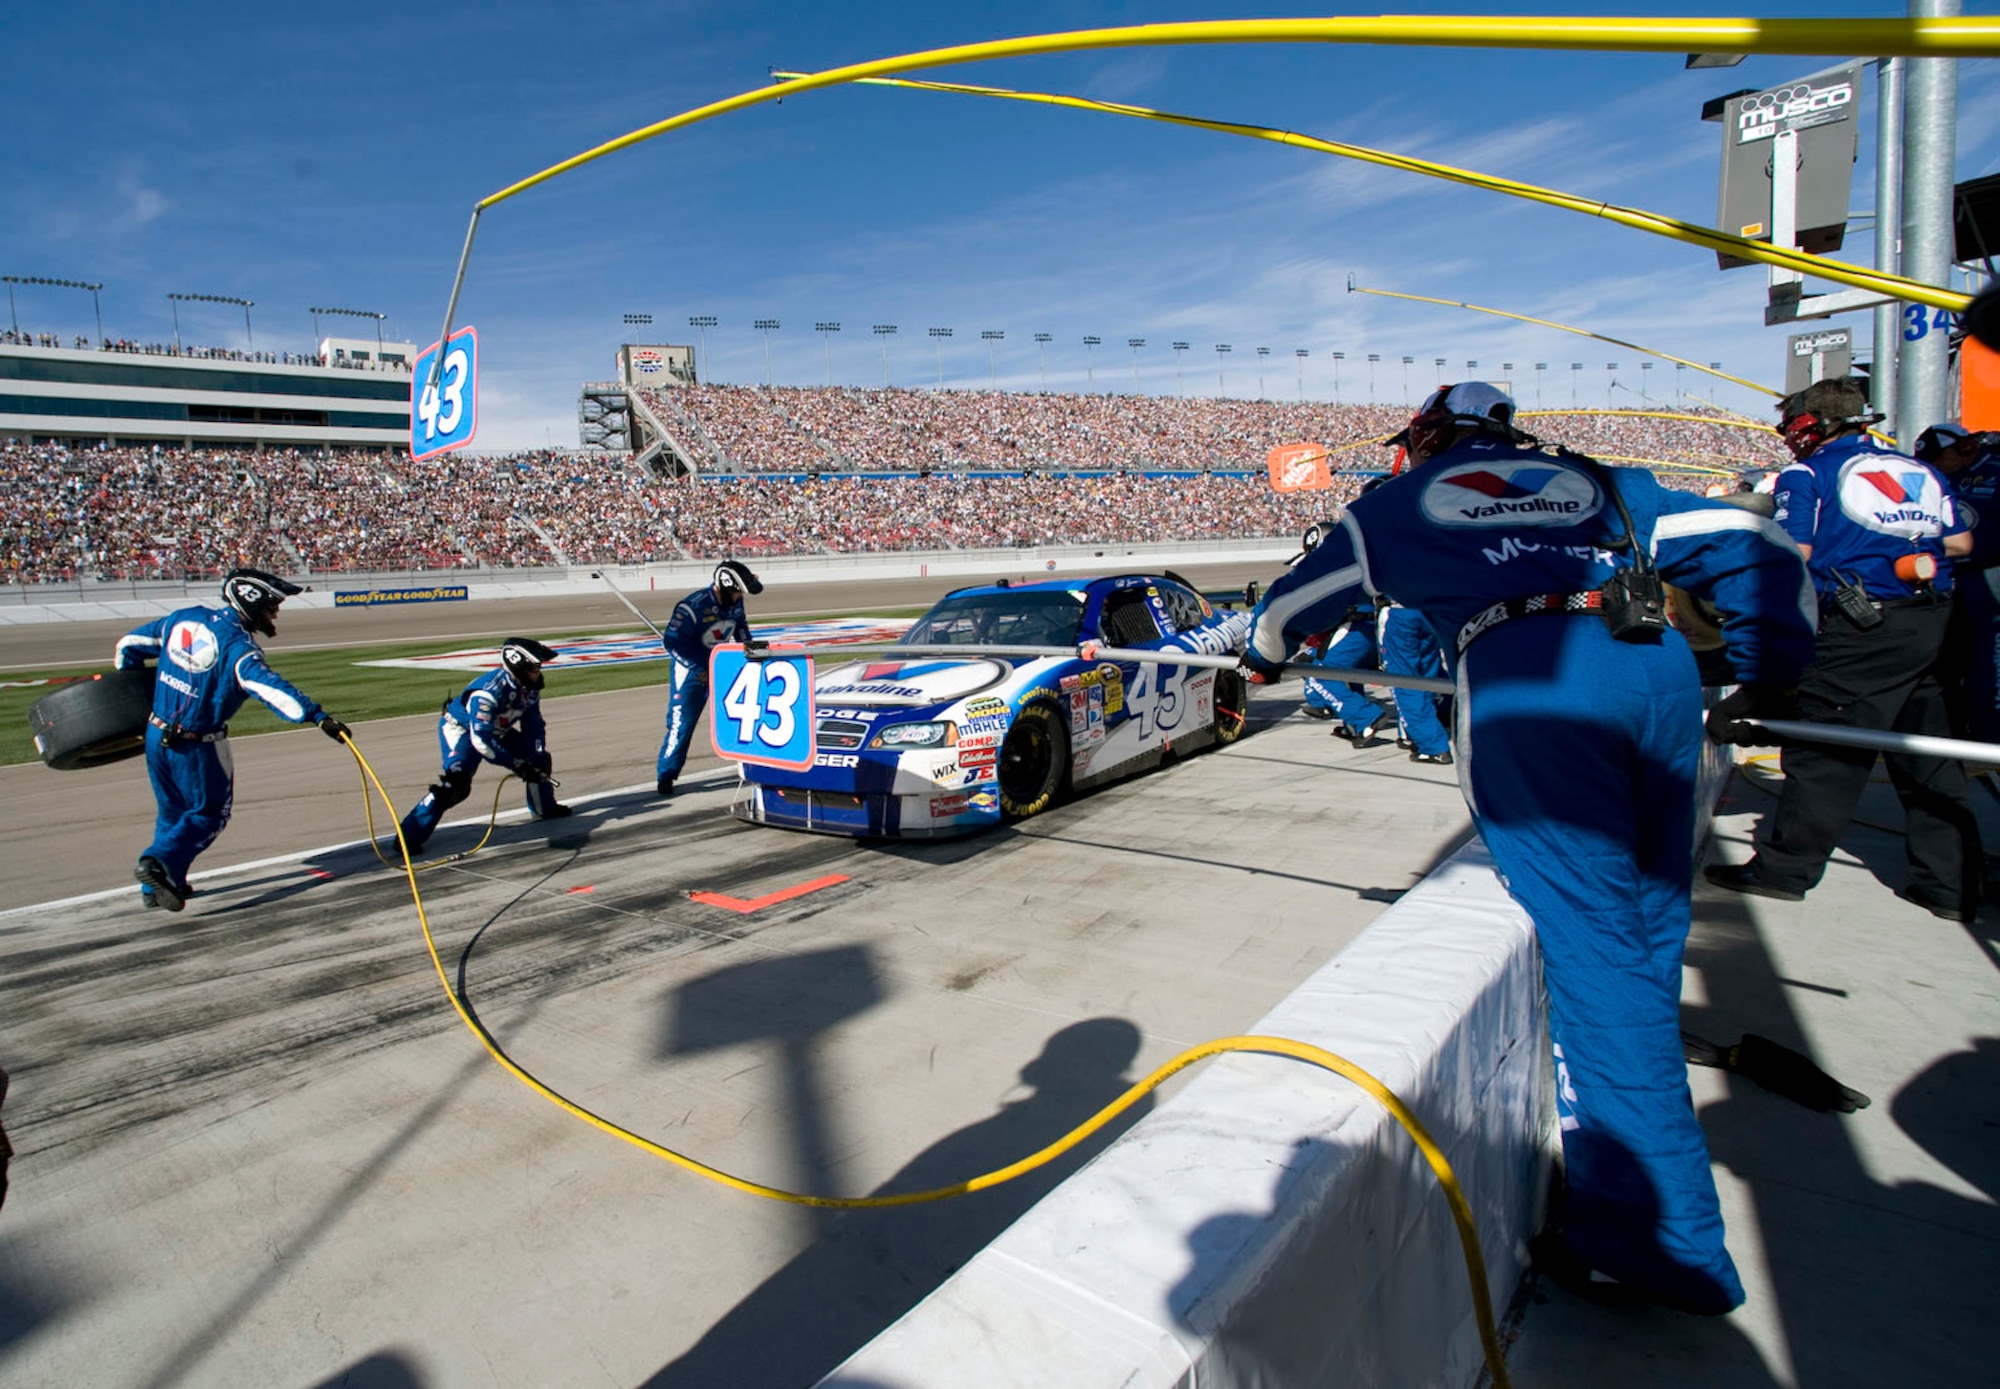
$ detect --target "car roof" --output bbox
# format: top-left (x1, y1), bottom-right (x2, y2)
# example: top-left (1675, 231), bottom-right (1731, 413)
top-left (940, 573), bottom-right (1179, 601)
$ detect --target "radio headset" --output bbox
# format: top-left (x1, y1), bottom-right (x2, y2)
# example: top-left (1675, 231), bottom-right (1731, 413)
top-left (1550, 446), bottom-right (1670, 643)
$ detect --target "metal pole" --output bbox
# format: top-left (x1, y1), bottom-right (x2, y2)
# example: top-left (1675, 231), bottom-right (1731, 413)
top-left (170, 296), bottom-right (180, 351)
top-left (428, 210), bottom-right (482, 396)
top-left (1873, 56), bottom-right (1906, 433)
top-left (244, 303), bottom-right (253, 350)
top-left (91, 288), bottom-right (102, 346)
top-left (1897, 0), bottom-right (1959, 443)
top-left (6, 282), bottom-right (14, 334)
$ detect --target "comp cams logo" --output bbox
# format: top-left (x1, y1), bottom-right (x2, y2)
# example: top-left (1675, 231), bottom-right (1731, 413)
top-left (1420, 461), bottom-right (1601, 528)
top-left (1737, 79), bottom-right (1853, 143)
top-left (165, 620), bottom-right (220, 673)
top-left (1838, 462), bottom-right (1949, 538)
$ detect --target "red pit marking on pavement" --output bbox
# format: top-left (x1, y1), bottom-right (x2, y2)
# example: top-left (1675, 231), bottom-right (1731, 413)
top-left (687, 873), bottom-right (851, 914)
top-left (307, 869), bottom-right (334, 880)
top-left (565, 885), bottom-right (595, 895)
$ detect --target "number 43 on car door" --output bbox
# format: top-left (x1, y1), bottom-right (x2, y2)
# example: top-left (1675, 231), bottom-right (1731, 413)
top-left (709, 645), bottom-right (817, 770)
top-left (411, 326), bottom-right (478, 461)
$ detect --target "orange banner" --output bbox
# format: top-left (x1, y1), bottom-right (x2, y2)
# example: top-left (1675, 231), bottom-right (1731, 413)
top-left (1963, 336), bottom-right (2000, 432)
top-left (1267, 442), bottom-right (1332, 492)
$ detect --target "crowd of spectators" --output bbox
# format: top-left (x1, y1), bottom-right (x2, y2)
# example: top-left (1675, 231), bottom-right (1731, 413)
top-left (0, 397), bottom-right (1789, 584)
top-left (2, 326), bottom-right (397, 369)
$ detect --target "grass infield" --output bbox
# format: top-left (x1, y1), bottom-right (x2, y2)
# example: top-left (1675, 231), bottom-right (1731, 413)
top-left (3, 610), bottom-right (929, 767)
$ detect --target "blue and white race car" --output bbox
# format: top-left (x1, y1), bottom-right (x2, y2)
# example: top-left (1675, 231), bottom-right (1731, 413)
top-left (730, 573), bottom-right (1253, 837)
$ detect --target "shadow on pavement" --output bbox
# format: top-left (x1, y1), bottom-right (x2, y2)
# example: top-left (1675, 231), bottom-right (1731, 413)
top-left (644, 1015), bottom-right (1153, 1388)
top-left (303, 1349), bottom-right (426, 1388)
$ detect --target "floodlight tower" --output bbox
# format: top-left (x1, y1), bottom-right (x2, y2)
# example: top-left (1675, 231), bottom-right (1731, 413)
top-left (928, 326), bottom-right (952, 385)
top-left (1639, 360), bottom-right (1654, 404)
top-left (754, 318), bottom-right (781, 386)
top-left (1255, 346), bottom-right (1270, 399)
top-left (981, 329), bottom-right (1004, 386)
top-left (168, 292), bottom-right (254, 351)
top-left (815, 322), bottom-right (841, 385)
top-left (1295, 347), bottom-right (1309, 400)
top-left (1367, 354), bottom-right (1381, 403)
top-left (1171, 341), bottom-right (1189, 396)
top-left (1536, 363), bottom-right (1548, 407)
top-left (1605, 363), bottom-right (1618, 407)
top-left (312, 306), bottom-right (388, 359)
top-left (1330, 350), bottom-right (1344, 403)
top-left (1034, 332), bottom-right (1052, 388)
top-left (1434, 357), bottom-right (1447, 389)
top-left (1709, 361), bottom-right (1722, 406)
top-left (688, 314), bottom-right (716, 380)
top-left (873, 324), bottom-right (897, 386)
top-left (1401, 355), bottom-right (1414, 404)
top-left (1572, 363), bottom-right (1583, 407)
top-left (1083, 335), bottom-right (1101, 390)
top-left (4, 275), bottom-right (104, 344)
top-left (1128, 337), bottom-right (1145, 393)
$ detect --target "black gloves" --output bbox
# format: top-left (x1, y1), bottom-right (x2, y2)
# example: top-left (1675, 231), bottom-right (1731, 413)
top-left (318, 715), bottom-right (352, 742)
top-left (515, 764), bottom-right (548, 784)
top-left (1704, 684), bottom-right (1798, 746)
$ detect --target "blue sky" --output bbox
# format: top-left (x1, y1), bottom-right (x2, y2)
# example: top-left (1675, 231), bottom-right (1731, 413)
top-left (6, 2), bottom-right (1999, 449)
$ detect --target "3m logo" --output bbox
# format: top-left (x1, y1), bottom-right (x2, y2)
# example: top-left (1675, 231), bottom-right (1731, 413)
top-left (1444, 468), bottom-right (1562, 500)
top-left (1858, 471), bottom-right (1927, 505)
top-left (1421, 459), bottom-right (1601, 528)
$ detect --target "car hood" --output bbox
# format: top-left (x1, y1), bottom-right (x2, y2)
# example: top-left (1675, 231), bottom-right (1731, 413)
top-left (813, 655), bottom-right (1016, 709)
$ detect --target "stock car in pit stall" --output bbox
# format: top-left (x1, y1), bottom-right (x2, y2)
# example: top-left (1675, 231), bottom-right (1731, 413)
top-left (730, 573), bottom-right (1253, 837)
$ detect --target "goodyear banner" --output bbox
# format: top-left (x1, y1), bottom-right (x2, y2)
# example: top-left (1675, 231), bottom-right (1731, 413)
top-left (334, 585), bottom-right (470, 608)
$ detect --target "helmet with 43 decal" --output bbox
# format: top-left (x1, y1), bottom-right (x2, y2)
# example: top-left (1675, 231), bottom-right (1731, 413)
top-left (221, 568), bottom-right (302, 638)
top-left (501, 637), bottom-right (559, 688)
top-left (713, 560), bottom-right (764, 598)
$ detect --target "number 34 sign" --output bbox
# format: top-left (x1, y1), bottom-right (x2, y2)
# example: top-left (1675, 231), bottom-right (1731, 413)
top-left (411, 326), bottom-right (477, 461)
top-left (709, 645), bottom-right (816, 770)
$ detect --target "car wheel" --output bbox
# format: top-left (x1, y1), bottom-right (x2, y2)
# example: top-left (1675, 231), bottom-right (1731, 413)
top-left (1212, 667), bottom-right (1249, 746)
top-left (998, 703), bottom-right (1069, 818)
top-left (27, 669), bottom-right (155, 770)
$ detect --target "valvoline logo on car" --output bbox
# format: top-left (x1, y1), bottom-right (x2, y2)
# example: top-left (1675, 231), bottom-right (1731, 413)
top-left (1421, 460), bottom-right (1600, 528)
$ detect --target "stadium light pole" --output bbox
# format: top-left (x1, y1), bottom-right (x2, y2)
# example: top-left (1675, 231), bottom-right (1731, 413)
top-left (1572, 363), bottom-right (1583, 407)
top-left (1171, 341), bottom-right (1188, 397)
top-left (1708, 361), bottom-right (1722, 406)
top-left (5, 276), bottom-right (103, 344)
top-left (1535, 363), bottom-right (1548, 408)
top-left (873, 324), bottom-right (897, 386)
top-left (168, 292), bottom-right (254, 352)
top-left (982, 329), bottom-right (1005, 386)
top-left (1466, 359), bottom-right (1478, 379)
top-left (1330, 350), bottom-right (1344, 403)
top-left (1366, 353), bottom-right (1380, 403)
top-left (929, 326), bottom-right (952, 386)
top-left (1639, 360), bottom-right (1654, 405)
top-left (1214, 343), bottom-right (1232, 395)
top-left (1605, 362), bottom-right (1618, 408)
top-left (1295, 347), bottom-right (1308, 400)
top-left (1434, 357), bottom-right (1447, 389)
top-left (815, 321), bottom-right (841, 386)
top-left (1401, 355), bottom-right (1414, 404)
top-left (311, 306), bottom-right (388, 361)
top-left (1255, 346), bottom-right (1271, 399)
top-left (1083, 335), bottom-right (1101, 390)
top-left (1128, 337), bottom-right (1145, 393)
top-left (1034, 332), bottom-right (1052, 389)
top-left (687, 314), bottom-right (716, 381)
top-left (754, 318), bottom-right (780, 387)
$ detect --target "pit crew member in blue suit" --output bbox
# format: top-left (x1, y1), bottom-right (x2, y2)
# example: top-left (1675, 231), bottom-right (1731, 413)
top-left (1914, 422), bottom-right (2000, 744)
top-left (1242, 383), bottom-right (1815, 1315)
top-left (115, 568), bottom-right (350, 912)
top-left (1709, 382), bottom-right (1979, 921)
top-left (397, 637), bottom-right (570, 853)
top-left (1301, 610), bottom-right (1387, 744)
top-left (1379, 604), bottom-right (1453, 763)
top-left (656, 561), bottom-right (761, 796)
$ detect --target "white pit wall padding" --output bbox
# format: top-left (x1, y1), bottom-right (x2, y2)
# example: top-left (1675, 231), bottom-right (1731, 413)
top-left (820, 836), bottom-right (1553, 1389)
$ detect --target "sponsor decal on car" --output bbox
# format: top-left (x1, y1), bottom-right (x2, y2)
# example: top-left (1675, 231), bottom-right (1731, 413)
top-left (814, 752), bottom-right (861, 768)
top-left (820, 682), bottom-right (927, 699)
top-left (962, 696), bottom-right (1007, 720)
top-left (1058, 664), bottom-right (1124, 715)
top-left (968, 791), bottom-right (999, 812)
top-left (960, 744), bottom-right (998, 768)
top-left (930, 793), bottom-right (972, 817)
top-left (959, 712), bottom-right (1011, 738)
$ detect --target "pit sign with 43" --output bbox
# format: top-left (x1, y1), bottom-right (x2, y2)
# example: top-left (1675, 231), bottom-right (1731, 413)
top-left (411, 326), bottom-right (478, 461)
top-left (709, 645), bottom-right (817, 770)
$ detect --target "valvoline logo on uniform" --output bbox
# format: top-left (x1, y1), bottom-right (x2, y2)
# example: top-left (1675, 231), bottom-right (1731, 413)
top-left (1839, 458), bottom-right (1947, 537)
top-left (165, 619), bottom-right (220, 673)
top-left (1420, 459), bottom-right (1601, 528)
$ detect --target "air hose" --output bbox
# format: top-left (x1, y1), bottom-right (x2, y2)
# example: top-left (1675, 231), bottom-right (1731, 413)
top-left (336, 732), bottom-right (1513, 1388)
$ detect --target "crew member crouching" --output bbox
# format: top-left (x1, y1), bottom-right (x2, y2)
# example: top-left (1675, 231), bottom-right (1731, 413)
top-left (398, 638), bottom-right (569, 854)
top-left (656, 561), bottom-right (761, 796)
top-left (116, 568), bottom-right (351, 912)
top-left (1241, 383), bottom-right (1815, 1314)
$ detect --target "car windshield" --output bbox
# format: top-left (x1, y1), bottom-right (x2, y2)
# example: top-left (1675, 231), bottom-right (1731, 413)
top-left (899, 590), bottom-right (1087, 649)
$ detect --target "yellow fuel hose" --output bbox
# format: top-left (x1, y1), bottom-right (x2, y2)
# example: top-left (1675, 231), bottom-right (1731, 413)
top-left (336, 731), bottom-right (1514, 1388)
top-left (355, 761), bottom-right (511, 874)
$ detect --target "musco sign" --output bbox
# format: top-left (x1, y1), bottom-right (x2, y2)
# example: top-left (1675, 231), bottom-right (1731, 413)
top-left (1713, 63), bottom-right (1861, 269)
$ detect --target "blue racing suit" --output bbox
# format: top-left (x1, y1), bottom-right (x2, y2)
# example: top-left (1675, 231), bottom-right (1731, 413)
top-left (656, 585), bottom-right (750, 784)
top-left (1378, 605), bottom-right (1452, 755)
top-left (116, 606), bottom-right (326, 890)
top-left (399, 666), bottom-right (556, 850)
top-left (1246, 437), bottom-right (1815, 1313)
top-left (1301, 608), bottom-right (1386, 731)
top-left (1947, 452), bottom-right (2000, 742)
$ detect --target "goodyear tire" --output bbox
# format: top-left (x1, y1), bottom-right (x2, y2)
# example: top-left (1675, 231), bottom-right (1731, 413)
top-left (27, 669), bottom-right (154, 770)
top-left (1212, 667), bottom-right (1249, 746)
top-left (998, 703), bottom-right (1069, 819)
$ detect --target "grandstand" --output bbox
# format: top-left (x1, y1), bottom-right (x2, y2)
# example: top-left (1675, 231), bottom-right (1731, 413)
top-left (0, 395), bottom-right (1789, 584)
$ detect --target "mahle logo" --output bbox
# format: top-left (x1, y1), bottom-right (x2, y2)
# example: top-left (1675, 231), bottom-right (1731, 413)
top-left (1421, 461), bottom-right (1601, 528)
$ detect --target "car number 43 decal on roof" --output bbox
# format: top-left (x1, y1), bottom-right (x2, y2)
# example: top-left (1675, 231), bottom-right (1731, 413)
top-left (709, 645), bottom-right (817, 770)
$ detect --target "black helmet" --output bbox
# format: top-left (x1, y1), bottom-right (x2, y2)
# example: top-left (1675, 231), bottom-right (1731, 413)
top-left (221, 567), bottom-right (301, 638)
top-left (714, 560), bottom-right (763, 597)
top-left (501, 637), bottom-right (558, 685)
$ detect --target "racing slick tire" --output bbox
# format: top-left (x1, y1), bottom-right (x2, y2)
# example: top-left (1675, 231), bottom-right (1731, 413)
top-left (998, 702), bottom-right (1070, 819)
top-left (28, 669), bottom-right (154, 770)
top-left (1212, 667), bottom-right (1250, 746)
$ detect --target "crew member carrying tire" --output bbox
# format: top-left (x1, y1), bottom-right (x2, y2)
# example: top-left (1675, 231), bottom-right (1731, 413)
top-left (656, 561), bottom-right (761, 797)
top-left (115, 568), bottom-right (351, 912)
top-left (397, 637), bottom-right (570, 854)
top-left (1242, 382), bottom-right (1815, 1315)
